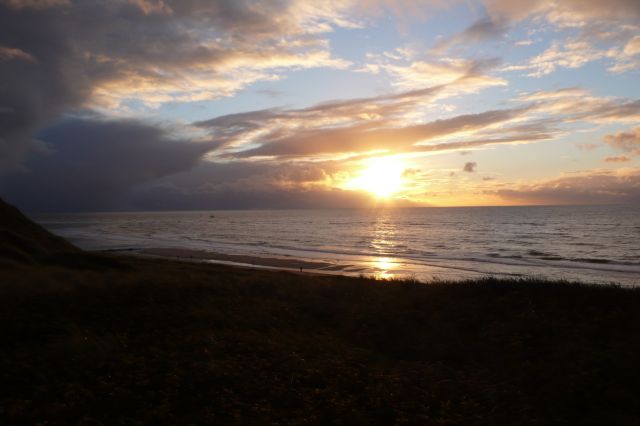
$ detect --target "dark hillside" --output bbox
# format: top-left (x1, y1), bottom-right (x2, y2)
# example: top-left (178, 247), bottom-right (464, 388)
top-left (0, 197), bottom-right (77, 267)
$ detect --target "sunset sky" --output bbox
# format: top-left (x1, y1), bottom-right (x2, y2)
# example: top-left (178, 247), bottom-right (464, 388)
top-left (1, 0), bottom-right (639, 211)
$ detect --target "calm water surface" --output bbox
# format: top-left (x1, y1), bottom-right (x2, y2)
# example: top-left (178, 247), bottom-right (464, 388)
top-left (35, 205), bottom-right (640, 286)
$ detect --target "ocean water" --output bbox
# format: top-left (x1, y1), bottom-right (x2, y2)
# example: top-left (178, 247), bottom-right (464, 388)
top-left (35, 205), bottom-right (640, 286)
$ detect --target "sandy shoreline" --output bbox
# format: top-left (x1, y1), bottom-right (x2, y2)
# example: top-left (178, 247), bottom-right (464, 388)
top-left (137, 247), bottom-right (367, 275)
top-left (124, 246), bottom-right (640, 286)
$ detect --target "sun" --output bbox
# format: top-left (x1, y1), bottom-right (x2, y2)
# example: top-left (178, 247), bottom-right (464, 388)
top-left (349, 157), bottom-right (405, 198)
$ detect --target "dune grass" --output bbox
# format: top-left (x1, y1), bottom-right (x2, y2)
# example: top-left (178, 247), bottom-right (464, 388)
top-left (1, 253), bottom-right (640, 425)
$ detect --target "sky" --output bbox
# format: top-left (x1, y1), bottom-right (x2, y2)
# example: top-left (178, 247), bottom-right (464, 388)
top-left (1, 0), bottom-right (639, 211)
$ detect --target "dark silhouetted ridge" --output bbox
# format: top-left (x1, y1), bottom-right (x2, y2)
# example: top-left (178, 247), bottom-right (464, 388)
top-left (0, 197), bottom-right (78, 267)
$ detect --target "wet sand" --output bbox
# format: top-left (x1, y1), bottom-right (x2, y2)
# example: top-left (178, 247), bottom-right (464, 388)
top-left (139, 247), bottom-right (363, 273)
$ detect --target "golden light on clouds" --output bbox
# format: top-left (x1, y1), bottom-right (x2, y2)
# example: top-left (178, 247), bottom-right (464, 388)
top-left (347, 157), bottom-right (406, 198)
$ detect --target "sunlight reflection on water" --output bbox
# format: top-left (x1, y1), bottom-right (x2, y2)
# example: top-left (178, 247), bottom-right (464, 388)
top-left (373, 257), bottom-right (397, 280)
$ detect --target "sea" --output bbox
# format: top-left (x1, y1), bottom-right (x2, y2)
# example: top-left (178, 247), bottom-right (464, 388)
top-left (35, 205), bottom-right (640, 286)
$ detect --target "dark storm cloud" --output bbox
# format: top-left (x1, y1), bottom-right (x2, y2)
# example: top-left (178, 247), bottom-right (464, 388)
top-left (128, 157), bottom-right (419, 210)
top-left (113, 160), bottom-right (395, 211)
top-left (0, 117), bottom-right (218, 211)
top-left (121, 155), bottom-right (414, 210)
top-left (0, 1), bottom-right (91, 170)
top-left (129, 182), bottom-right (384, 210)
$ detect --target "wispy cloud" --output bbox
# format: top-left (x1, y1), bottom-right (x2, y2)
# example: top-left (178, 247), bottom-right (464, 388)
top-left (505, 40), bottom-right (608, 77)
top-left (604, 156), bottom-right (631, 163)
top-left (361, 54), bottom-right (507, 92)
top-left (195, 86), bottom-right (639, 164)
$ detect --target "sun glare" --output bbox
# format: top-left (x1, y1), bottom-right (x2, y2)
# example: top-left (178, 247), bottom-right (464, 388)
top-left (350, 157), bottom-right (405, 198)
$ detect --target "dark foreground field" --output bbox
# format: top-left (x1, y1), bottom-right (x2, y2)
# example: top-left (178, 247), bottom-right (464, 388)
top-left (2, 253), bottom-right (640, 425)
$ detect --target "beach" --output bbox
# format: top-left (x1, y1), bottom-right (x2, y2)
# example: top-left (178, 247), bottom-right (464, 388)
top-left (139, 247), bottom-right (357, 273)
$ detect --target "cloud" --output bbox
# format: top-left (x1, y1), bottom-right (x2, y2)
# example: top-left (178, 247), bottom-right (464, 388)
top-left (195, 83), bottom-right (452, 152)
top-left (576, 143), bottom-right (599, 151)
top-left (430, 0), bottom-right (640, 71)
top-left (485, 1), bottom-right (640, 76)
top-left (128, 159), bottom-right (404, 210)
top-left (431, 16), bottom-right (509, 52)
top-left (194, 86), bottom-right (637, 164)
top-left (3, 0), bottom-right (70, 9)
top-left (603, 127), bottom-right (640, 155)
top-left (454, 16), bottom-right (508, 41)
top-left (493, 169), bottom-right (640, 205)
top-left (515, 39), bottom-right (534, 46)
top-left (0, 117), bottom-right (218, 211)
top-left (130, 183), bottom-right (389, 210)
top-left (2, 1), bottom-right (638, 211)
top-left (361, 55), bottom-right (507, 92)
top-left (521, 89), bottom-right (640, 124)
top-left (624, 36), bottom-right (640, 56)
top-left (0, 45), bottom-right (36, 62)
top-left (604, 156), bottom-right (631, 163)
top-left (0, 117), bottom-right (407, 212)
top-left (232, 107), bottom-right (528, 158)
top-left (207, 85), bottom-right (640, 162)
top-left (483, 0), bottom-right (640, 26)
top-left (507, 35), bottom-right (640, 77)
top-left (525, 40), bottom-right (605, 77)
top-left (7, 84), bottom-right (627, 212)
top-left (0, 0), bottom-right (355, 171)
top-left (463, 162), bottom-right (477, 172)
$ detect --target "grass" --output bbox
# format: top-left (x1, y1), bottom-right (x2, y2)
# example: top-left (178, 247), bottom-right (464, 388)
top-left (1, 253), bottom-right (639, 425)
